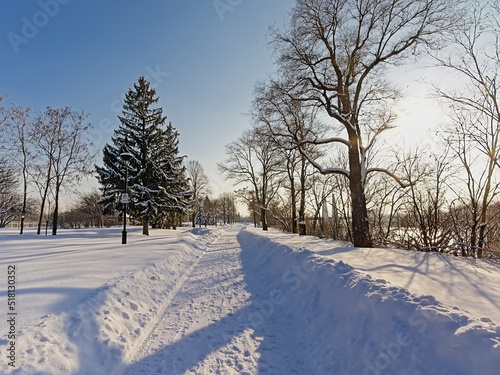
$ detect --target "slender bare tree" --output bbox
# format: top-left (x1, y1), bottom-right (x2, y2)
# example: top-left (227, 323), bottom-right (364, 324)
top-left (219, 128), bottom-right (284, 230)
top-left (75, 188), bottom-right (106, 228)
top-left (3, 104), bottom-right (32, 234)
top-left (218, 192), bottom-right (236, 225)
top-left (186, 160), bottom-right (212, 227)
top-left (397, 146), bottom-right (454, 251)
top-left (253, 81), bottom-right (324, 235)
top-left (0, 160), bottom-right (20, 228)
top-left (31, 107), bottom-right (94, 235)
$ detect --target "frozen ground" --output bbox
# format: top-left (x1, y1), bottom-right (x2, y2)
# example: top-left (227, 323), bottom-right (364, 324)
top-left (0, 225), bottom-right (499, 374)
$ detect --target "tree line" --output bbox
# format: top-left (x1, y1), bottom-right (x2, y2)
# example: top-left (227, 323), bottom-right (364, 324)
top-left (0, 77), bottom-right (239, 234)
top-left (219, 0), bottom-right (500, 258)
top-left (0, 99), bottom-right (93, 235)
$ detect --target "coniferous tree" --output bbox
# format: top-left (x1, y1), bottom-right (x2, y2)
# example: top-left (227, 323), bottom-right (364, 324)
top-left (151, 122), bottom-right (192, 229)
top-left (96, 76), bottom-right (191, 235)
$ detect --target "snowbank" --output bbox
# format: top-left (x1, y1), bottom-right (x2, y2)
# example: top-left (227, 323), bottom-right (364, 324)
top-left (0, 227), bottom-right (221, 375)
top-left (249, 228), bottom-right (500, 324)
top-left (2, 225), bottom-right (499, 374)
top-left (237, 229), bottom-right (500, 375)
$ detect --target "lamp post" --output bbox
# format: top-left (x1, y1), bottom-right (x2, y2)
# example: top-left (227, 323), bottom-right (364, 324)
top-left (120, 152), bottom-right (133, 244)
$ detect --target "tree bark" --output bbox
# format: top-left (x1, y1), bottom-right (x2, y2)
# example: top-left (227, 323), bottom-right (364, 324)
top-left (261, 207), bottom-right (268, 231)
top-left (37, 168), bottom-right (51, 235)
top-left (299, 155), bottom-right (307, 236)
top-left (52, 189), bottom-right (59, 235)
top-left (290, 178), bottom-right (297, 234)
top-left (348, 136), bottom-right (372, 247)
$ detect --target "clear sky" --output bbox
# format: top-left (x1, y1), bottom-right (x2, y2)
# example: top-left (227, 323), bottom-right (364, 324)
top-left (0, 0), bottom-right (295, 198)
top-left (1, 0), bottom-right (447, 206)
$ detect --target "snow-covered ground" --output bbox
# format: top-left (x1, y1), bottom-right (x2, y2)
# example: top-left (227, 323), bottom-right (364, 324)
top-left (250, 228), bottom-right (500, 325)
top-left (0, 225), bottom-right (499, 374)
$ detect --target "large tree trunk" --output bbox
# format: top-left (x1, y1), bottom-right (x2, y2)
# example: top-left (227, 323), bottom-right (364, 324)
top-left (348, 137), bottom-right (373, 248)
top-left (261, 207), bottom-right (268, 231)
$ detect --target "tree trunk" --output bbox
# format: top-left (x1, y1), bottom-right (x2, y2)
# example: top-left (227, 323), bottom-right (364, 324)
top-left (20, 156), bottom-right (28, 235)
top-left (477, 162), bottom-right (494, 258)
top-left (20, 194), bottom-right (26, 235)
top-left (298, 197), bottom-right (306, 236)
top-left (299, 155), bottom-right (307, 236)
top-left (477, 222), bottom-right (486, 259)
top-left (290, 181), bottom-right (297, 234)
top-left (261, 207), bottom-right (268, 231)
top-left (348, 136), bottom-right (372, 247)
top-left (52, 189), bottom-right (59, 236)
top-left (290, 188), bottom-right (297, 233)
top-left (142, 216), bottom-right (149, 236)
top-left (171, 213), bottom-right (177, 230)
top-left (37, 175), bottom-right (51, 235)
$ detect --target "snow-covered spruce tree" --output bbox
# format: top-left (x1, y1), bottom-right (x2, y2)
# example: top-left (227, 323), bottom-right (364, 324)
top-left (96, 76), bottom-right (191, 235)
top-left (149, 122), bottom-right (191, 229)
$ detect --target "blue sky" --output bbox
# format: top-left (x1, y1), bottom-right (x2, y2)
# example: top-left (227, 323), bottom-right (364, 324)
top-left (1, 0), bottom-right (449, 207)
top-left (1, 0), bottom-right (295, 196)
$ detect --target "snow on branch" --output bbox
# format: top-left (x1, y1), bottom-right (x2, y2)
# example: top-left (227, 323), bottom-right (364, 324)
top-left (366, 167), bottom-right (413, 188)
top-left (297, 145), bottom-right (350, 178)
top-left (298, 136), bottom-right (351, 148)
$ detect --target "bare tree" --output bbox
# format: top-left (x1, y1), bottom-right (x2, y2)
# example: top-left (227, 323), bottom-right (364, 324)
top-left (2, 104), bottom-right (33, 234)
top-left (366, 172), bottom-right (406, 245)
top-left (0, 160), bottom-right (21, 228)
top-left (271, 0), bottom-right (459, 246)
top-left (308, 173), bottom-right (336, 236)
top-left (186, 160), bottom-right (212, 227)
top-left (235, 187), bottom-right (259, 227)
top-left (75, 188), bottom-right (106, 228)
top-left (200, 196), bottom-right (217, 227)
top-left (31, 107), bottom-right (94, 235)
top-left (218, 192), bottom-right (236, 225)
top-left (397, 146), bottom-right (454, 251)
top-left (253, 81), bottom-right (323, 235)
top-left (328, 172), bottom-right (353, 242)
top-left (219, 128), bottom-right (283, 230)
top-left (444, 110), bottom-right (500, 257)
top-left (434, 0), bottom-right (500, 257)
top-left (0, 95), bottom-right (8, 130)
top-left (30, 113), bottom-right (55, 235)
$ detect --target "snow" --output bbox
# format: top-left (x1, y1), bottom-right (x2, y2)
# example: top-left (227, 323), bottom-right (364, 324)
top-left (0, 225), bottom-right (499, 374)
top-left (251, 228), bottom-right (500, 325)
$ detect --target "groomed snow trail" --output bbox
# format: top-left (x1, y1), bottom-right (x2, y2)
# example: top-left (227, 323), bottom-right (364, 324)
top-left (121, 226), bottom-right (307, 375)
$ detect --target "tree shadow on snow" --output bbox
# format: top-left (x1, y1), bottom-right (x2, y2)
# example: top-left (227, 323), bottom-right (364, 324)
top-left (117, 229), bottom-right (311, 375)
top-left (122, 305), bottom-right (254, 374)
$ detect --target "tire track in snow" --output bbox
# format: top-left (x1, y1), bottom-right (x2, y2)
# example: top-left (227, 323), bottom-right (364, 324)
top-left (109, 229), bottom-right (221, 375)
top-left (119, 227), bottom-right (259, 375)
